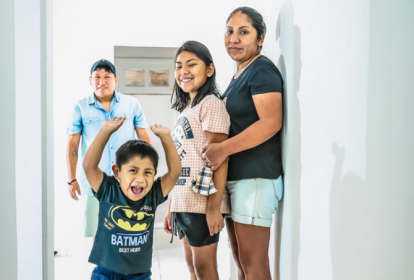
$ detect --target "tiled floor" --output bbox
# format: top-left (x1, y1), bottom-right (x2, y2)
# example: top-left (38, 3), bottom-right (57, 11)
top-left (55, 228), bottom-right (231, 280)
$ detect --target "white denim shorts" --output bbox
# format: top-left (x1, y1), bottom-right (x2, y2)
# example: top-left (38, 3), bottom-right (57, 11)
top-left (226, 176), bottom-right (283, 227)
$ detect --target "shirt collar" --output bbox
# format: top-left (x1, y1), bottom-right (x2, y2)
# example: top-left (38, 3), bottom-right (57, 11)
top-left (88, 90), bottom-right (120, 104)
top-left (113, 91), bottom-right (120, 102)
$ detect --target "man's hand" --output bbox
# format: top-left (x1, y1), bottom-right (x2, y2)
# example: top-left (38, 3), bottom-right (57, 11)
top-left (68, 180), bottom-right (81, 200)
top-left (101, 116), bottom-right (126, 134)
top-left (206, 208), bottom-right (224, 236)
top-left (150, 124), bottom-right (170, 138)
top-left (163, 211), bottom-right (172, 234)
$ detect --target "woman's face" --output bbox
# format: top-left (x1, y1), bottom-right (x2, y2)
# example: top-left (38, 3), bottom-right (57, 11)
top-left (175, 51), bottom-right (213, 97)
top-left (225, 12), bottom-right (263, 64)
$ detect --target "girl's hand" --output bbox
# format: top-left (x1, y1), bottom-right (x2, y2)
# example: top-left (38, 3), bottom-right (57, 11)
top-left (102, 116), bottom-right (126, 133)
top-left (206, 208), bottom-right (224, 236)
top-left (163, 211), bottom-right (172, 234)
top-left (151, 124), bottom-right (171, 138)
top-left (202, 143), bottom-right (227, 171)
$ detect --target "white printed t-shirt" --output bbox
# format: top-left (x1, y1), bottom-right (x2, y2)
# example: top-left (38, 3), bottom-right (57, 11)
top-left (170, 95), bottom-right (231, 214)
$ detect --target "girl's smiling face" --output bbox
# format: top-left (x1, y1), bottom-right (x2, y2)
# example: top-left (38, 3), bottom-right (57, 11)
top-left (175, 51), bottom-right (214, 98)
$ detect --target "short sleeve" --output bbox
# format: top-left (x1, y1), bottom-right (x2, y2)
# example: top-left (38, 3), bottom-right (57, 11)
top-left (67, 104), bottom-right (82, 135)
top-left (133, 99), bottom-right (148, 128)
top-left (250, 67), bottom-right (283, 96)
top-left (199, 95), bottom-right (230, 134)
top-left (153, 177), bottom-right (168, 205)
top-left (93, 172), bottom-right (116, 202)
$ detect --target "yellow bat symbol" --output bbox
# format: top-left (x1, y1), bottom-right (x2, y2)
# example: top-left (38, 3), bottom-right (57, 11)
top-left (110, 206), bottom-right (154, 232)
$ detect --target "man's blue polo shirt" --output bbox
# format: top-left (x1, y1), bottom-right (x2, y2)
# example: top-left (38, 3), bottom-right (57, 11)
top-left (67, 91), bottom-right (148, 196)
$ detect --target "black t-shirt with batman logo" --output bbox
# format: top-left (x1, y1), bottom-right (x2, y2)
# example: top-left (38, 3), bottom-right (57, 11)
top-left (89, 173), bottom-right (167, 274)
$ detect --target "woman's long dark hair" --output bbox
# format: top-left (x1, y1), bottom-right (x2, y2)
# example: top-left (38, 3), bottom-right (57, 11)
top-left (171, 41), bottom-right (220, 112)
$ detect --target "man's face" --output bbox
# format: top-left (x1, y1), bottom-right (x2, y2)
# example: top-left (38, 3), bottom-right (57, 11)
top-left (89, 68), bottom-right (118, 99)
top-left (112, 155), bottom-right (156, 202)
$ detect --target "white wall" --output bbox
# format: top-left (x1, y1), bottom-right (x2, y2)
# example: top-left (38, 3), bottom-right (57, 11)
top-left (266, 0), bottom-right (414, 279)
top-left (53, 0), bottom-right (275, 254)
top-left (0, 0), bottom-right (53, 279)
top-left (0, 1), bottom-right (18, 279)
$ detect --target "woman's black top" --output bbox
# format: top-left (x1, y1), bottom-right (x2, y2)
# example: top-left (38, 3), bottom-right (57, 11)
top-left (222, 55), bottom-right (284, 181)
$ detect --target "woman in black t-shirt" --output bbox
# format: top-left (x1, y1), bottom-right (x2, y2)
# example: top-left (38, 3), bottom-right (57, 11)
top-left (202, 7), bottom-right (284, 279)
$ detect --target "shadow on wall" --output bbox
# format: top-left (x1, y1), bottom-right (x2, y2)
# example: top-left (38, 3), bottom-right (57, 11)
top-left (330, 1), bottom-right (414, 279)
top-left (329, 144), bottom-right (367, 280)
top-left (274, 0), bottom-right (302, 279)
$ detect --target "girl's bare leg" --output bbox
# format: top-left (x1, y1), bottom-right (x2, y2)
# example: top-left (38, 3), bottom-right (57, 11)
top-left (191, 242), bottom-right (219, 280)
top-left (182, 237), bottom-right (197, 280)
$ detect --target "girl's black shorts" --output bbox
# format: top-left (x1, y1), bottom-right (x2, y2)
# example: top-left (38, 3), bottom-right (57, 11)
top-left (171, 212), bottom-right (221, 247)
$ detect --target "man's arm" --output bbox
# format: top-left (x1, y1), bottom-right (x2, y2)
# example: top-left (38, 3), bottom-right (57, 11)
top-left (151, 125), bottom-right (181, 197)
top-left (84, 117), bottom-right (126, 192)
top-left (205, 132), bottom-right (228, 236)
top-left (135, 126), bottom-right (152, 144)
top-left (66, 132), bottom-right (81, 200)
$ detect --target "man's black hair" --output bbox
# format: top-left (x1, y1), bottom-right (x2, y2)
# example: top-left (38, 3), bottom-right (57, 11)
top-left (90, 59), bottom-right (117, 77)
top-left (92, 65), bottom-right (116, 77)
top-left (115, 140), bottom-right (159, 170)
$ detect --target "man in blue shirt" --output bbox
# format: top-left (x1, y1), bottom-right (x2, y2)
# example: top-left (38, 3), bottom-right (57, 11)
top-left (66, 59), bottom-right (151, 237)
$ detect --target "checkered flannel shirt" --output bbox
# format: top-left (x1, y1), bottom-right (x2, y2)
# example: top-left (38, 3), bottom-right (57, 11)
top-left (190, 166), bottom-right (217, 196)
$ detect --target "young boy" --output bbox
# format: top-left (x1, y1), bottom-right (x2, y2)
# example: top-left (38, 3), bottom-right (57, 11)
top-left (83, 116), bottom-right (181, 279)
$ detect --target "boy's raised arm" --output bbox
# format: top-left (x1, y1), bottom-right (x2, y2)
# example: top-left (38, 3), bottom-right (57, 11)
top-left (151, 125), bottom-right (181, 197)
top-left (84, 116), bottom-right (126, 193)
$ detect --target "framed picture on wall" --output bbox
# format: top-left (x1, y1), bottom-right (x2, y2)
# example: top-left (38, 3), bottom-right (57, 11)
top-left (149, 70), bottom-right (169, 87)
top-left (125, 69), bottom-right (145, 86)
top-left (115, 57), bottom-right (175, 95)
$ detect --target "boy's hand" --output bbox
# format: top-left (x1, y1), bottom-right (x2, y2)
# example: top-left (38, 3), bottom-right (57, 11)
top-left (102, 116), bottom-right (126, 134)
top-left (206, 207), bottom-right (224, 236)
top-left (150, 124), bottom-right (170, 138)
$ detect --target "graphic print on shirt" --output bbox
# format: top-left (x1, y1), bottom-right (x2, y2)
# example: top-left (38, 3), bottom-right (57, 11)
top-left (105, 205), bottom-right (154, 253)
top-left (173, 116), bottom-right (194, 186)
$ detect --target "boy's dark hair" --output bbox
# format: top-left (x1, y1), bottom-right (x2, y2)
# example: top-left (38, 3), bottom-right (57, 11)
top-left (227, 7), bottom-right (266, 52)
top-left (115, 140), bottom-right (159, 170)
top-left (171, 41), bottom-right (220, 113)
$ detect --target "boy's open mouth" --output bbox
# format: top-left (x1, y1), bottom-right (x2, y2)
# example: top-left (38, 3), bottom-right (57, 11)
top-left (131, 186), bottom-right (144, 195)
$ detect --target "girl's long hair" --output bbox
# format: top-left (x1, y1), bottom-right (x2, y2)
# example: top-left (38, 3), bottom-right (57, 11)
top-left (171, 41), bottom-right (220, 112)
